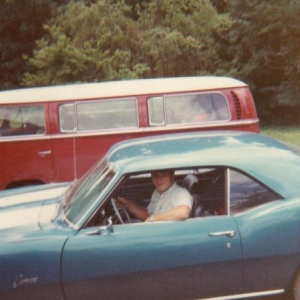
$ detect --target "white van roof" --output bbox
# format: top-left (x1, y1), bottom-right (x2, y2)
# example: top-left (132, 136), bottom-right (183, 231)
top-left (0, 76), bottom-right (246, 104)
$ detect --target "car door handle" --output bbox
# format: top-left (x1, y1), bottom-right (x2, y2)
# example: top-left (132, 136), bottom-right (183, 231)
top-left (38, 150), bottom-right (52, 156)
top-left (208, 231), bottom-right (235, 238)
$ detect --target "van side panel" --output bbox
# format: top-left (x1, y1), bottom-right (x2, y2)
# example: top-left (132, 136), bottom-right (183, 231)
top-left (1, 138), bottom-right (56, 190)
top-left (74, 131), bottom-right (145, 179)
top-left (0, 104), bottom-right (55, 190)
top-left (51, 135), bottom-right (75, 182)
top-left (49, 103), bottom-right (76, 183)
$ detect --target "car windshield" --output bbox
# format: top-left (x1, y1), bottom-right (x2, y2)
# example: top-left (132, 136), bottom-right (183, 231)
top-left (63, 158), bottom-right (116, 225)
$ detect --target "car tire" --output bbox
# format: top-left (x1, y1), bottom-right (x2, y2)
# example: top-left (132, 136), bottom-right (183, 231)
top-left (292, 269), bottom-right (300, 300)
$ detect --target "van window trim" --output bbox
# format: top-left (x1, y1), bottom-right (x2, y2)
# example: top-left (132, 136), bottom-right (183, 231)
top-left (59, 97), bottom-right (139, 133)
top-left (148, 91), bottom-right (231, 127)
top-left (0, 104), bottom-right (47, 137)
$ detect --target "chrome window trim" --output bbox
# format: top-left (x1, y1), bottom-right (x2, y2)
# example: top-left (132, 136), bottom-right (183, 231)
top-left (226, 167), bottom-right (230, 216)
top-left (148, 91), bottom-right (231, 127)
top-left (147, 96), bottom-right (166, 126)
top-left (199, 289), bottom-right (284, 300)
top-left (59, 103), bottom-right (76, 133)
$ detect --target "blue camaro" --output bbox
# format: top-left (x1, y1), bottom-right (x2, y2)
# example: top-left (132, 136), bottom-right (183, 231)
top-left (1, 131), bottom-right (300, 300)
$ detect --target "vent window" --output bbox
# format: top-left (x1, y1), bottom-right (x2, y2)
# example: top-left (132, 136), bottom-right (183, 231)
top-left (230, 91), bottom-right (242, 120)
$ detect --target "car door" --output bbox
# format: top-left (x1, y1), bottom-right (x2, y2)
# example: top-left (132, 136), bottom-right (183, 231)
top-left (61, 216), bottom-right (243, 300)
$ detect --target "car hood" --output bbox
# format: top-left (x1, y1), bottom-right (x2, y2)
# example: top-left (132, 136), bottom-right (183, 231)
top-left (0, 183), bottom-right (70, 231)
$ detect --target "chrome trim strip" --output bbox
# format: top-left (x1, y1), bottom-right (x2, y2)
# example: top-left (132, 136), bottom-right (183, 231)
top-left (62, 212), bottom-right (79, 230)
top-left (52, 128), bottom-right (145, 139)
top-left (145, 119), bottom-right (259, 133)
top-left (0, 119), bottom-right (259, 141)
top-left (0, 134), bottom-right (51, 142)
top-left (44, 119), bottom-right (261, 140)
top-left (199, 289), bottom-right (284, 300)
top-left (226, 168), bottom-right (230, 215)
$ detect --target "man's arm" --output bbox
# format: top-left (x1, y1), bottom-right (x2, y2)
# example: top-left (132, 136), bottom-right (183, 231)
top-left (116, 197), bottom-right (149, 221)
top-left (145, 205), bottom-right (191, 222)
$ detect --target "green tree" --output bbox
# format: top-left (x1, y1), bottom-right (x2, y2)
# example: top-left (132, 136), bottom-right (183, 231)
top-left (0, 0), bottom-right (66, 90)
top-left (22, 0), bottom-right (233, 85)
top-left (139, 0), bottom-right (232, 77)
top-left (23, 0), bottom-right (149, 85)
top-left (225, 0), bottom-right (300, 123)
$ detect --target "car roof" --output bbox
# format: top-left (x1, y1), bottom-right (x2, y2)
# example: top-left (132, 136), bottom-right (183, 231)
top-left (0, 76), bottom-right (246, 104)
top-left (107, 131), bottom-right (300, 198)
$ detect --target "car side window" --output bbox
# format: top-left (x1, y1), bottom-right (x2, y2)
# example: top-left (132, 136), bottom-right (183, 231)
top-left (230, 169), bottom-right (282, 214)
top-left (148, 92), bottom-right (230, 126)
top-left (0, 105), bottom-right (45, 136)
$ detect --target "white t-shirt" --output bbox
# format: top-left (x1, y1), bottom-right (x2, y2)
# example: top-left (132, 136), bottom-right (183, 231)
top-left (147, 182), bottom-right (193, 215)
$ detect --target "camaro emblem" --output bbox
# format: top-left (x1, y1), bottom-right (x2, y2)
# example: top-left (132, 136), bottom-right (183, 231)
top-left (13, 274), bottom-right (38, 288)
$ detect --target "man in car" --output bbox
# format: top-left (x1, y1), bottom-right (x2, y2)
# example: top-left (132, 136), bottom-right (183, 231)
top-left (116, 170), bottom-right (193, 222)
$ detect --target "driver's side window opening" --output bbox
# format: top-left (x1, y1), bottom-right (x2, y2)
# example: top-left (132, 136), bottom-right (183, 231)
top-left (114, 168), bottom-right (227, 221)
top-left (90, 167), bottom-right (228, 227)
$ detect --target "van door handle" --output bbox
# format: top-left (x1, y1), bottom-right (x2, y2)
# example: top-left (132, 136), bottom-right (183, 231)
top-left (208, 231), bottom-right (235, 238)
top-left (38, 150), bottom-right (52, 156)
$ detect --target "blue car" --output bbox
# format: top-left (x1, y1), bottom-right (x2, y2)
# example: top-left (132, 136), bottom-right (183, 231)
top-left (1, 131), bottom-right (300, 300)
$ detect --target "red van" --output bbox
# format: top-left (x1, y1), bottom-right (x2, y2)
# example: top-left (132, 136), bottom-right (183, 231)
top-left (0, 76), bottom-right (259, 190)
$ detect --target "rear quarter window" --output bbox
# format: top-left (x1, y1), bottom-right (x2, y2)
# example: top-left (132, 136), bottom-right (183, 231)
top-left (148, 92), bottom-right (230, 126)
top-left (230, 169), bottom-right (282, 214)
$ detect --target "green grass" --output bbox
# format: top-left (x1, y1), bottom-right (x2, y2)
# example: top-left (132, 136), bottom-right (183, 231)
top-left (261, 126), bottom-right (300, 147)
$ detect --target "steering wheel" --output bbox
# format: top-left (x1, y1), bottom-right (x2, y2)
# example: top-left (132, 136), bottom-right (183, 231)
top-left (110, 198), bottom-right (132, 224)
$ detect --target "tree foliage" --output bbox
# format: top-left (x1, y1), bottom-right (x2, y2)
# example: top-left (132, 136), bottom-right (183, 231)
top-left (0, 0), bottom-right (66, 89)
top-left (225, 0), bottom-right (300, 120)
top-left (22, 0), bottom-right (232, 85)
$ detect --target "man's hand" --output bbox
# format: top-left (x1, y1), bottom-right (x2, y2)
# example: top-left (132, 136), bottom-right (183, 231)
top-left (115, 197), bottom-right (149, 221)
top-left (115, 197), bottom-right (130, 208)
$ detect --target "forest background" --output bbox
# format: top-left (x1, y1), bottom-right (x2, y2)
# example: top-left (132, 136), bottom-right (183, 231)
top-left (0, 0), bottom-right (300, 126)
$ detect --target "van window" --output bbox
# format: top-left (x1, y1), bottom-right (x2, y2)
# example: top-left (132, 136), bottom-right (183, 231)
top-left (147, 97), bottom-right (165, 125)
top-left (59, 99), bottom-right (138, 132)
top-left (0, 105), bottom-right (45, 136)
top-left (59, 103), bottom-right (76, 132)
top-left (148, 93), bottom-right (230, 126)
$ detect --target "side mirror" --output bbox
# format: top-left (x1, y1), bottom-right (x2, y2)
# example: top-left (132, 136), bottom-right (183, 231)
top-left (105, 216), bottom-right (114, 233)
top-left (86, 217), bottom-right (114, 236)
